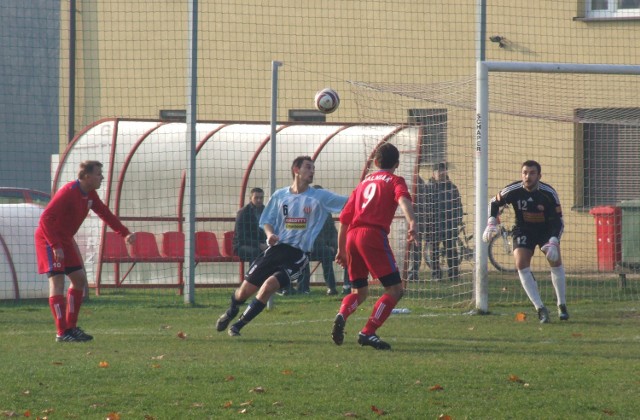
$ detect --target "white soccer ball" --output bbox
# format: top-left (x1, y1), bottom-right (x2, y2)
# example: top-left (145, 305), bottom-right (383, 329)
top-left (314, 88), bottom-right (340, 114)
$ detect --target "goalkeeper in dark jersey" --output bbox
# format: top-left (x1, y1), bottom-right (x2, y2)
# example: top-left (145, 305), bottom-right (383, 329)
top-left (482, 160), bottom-right (569, 323)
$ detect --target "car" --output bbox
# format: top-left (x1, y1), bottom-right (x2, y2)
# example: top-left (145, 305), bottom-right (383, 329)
top-left (0, 187), bottom-right (51, 208)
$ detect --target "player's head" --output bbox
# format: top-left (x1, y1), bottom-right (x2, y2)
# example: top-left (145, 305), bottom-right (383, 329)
top-left (374, 143), bottom-right (400, 170)
top-left (432, 162), bottom-right (448, 181)
top-left (291, 156), bottom-right (315, 182)
top-left (78, 160), bottom-right (104, 191)
top-left (249, 187), bottom-right (264, 207)
top-left (521, 160), bottom-right (541, 191)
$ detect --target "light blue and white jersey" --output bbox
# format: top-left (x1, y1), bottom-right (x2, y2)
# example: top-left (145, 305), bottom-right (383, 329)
top-left (260, 186), bottom-right (347, 253)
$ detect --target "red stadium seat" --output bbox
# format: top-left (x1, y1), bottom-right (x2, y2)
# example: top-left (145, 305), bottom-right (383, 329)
top-left (195, 231), bottom-right (222, 261)
top-left (128, 232), bottom-right (163, 262)
top-left (222, 231), bottom-right (236, 257)
top-left (103, 231), bottom-right (131, 262)
top-left (161, 231), bottom-right (185, 260)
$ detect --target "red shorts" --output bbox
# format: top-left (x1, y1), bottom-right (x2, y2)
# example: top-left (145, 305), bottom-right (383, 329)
top-left (346, 226), bottom-right (397, 281)
top-left (34, 227), bottom-right (83, 274)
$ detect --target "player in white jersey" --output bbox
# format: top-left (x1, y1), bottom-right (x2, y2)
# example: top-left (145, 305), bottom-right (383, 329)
top-left (215, 156), bottom-right (347, 337)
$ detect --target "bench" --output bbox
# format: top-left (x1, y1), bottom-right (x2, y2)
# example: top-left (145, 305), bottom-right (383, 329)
top-left (100, 230), bottom-right (241, 286)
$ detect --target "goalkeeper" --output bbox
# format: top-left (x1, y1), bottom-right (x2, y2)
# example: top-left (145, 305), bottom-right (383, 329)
top-left (482, 160), bottom-right (568, 323)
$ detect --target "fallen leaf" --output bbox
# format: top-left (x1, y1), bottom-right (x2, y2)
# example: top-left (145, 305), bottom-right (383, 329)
top-left (22, 390), bottom-right (30, 395)
top-left (1, 411), bottom-right (17, 417)
top-left (281, 369), bottom-right (294, 375)
top-left (272, 401), bottom-right (283, 406)
top-left (603, 408), bottom-right (615, 416)
top-left (160, 325), bottom-right (171, 330)
top-left (239, 408), bottom-right (248, 414)
top-left (223, 401), bottom-right (233, 408)
top-left (225, 375), bottom-right (235, 381)
top-left (249, 386), bottom-right (265, 393)
top-left (429, 384), bottom-right (444, 391)
top-left (23, 410), bottom-right (30, 417)
top-left (190, 403), bottom-right (204, 408)
top-left (515, 312), bottom-right (527, 322)
top-left (106, 412), bottom-right (121, 420)
top-left (177, 331), bottom-right (187, 339)
top-left (99, 361), bottom-right (110, 368)
top-left (501, 287), bottom-right (508, 292)
top-left (151, 364), bottom-right (161, 369)
top-left (240, 400), bottom-right (253, 406)
top-left (144, 415), bottom-right (157, 420)
top-left (344, 412), bottom-right (358, 417)
top-left (371, 405), bottom-right (386, 415)
top-left (509, 374), bottom-right (525, 383)
top-left (468, 326), bottom-right (475, 331)
top-left (151, 355), bottom-right (165, 360)
top-left (414, 380), bottom-right (422, 385)
top-left (438, 415), bottom-right (453, 420)
top-left (42, 408), bottom-right (54, 414)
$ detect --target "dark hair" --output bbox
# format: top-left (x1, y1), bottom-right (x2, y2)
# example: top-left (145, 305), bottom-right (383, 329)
top-left (374, 143), bottom-right (399, 170)
top-left (432, 162), bottom-right (448, 171)
top-left (78, 160), bottom-right (103, 179)
top-left (291, 156), bottom-right (313, 179)
top-left (250, 187), bottom-right (264, 195)
top-left (521, 160), bottom-right (541, 173)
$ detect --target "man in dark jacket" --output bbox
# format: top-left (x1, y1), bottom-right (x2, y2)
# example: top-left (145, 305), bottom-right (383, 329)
top-left (233, 187), bottom-right (267, 263)
top-left (425, 162), bottom-right (463, 281)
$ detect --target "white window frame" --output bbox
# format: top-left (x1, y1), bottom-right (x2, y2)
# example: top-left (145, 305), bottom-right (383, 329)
top-left (585, 0), bottom-right (640, 19)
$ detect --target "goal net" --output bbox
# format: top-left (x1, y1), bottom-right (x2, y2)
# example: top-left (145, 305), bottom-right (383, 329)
top-left (350, 66), bottom-right (640, 309)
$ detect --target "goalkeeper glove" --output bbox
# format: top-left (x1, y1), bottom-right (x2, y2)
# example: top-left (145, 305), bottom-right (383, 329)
top-left (482, 217), bottom-right (498, 243)
top-left (541, 236), bottom-right (560, 263)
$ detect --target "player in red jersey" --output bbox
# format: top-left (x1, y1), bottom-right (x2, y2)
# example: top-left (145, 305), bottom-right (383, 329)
top-left (331, 143), bottom-right (417, 350)
top-left (35, 160), bottom-right (136, 342)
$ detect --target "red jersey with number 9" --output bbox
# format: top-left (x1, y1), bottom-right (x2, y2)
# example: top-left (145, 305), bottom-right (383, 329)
top-left (339, 170), bottom-right (411, 234)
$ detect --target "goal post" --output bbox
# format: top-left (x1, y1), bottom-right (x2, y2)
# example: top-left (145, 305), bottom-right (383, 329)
top-left (475, 61), bottom-right (640, 313)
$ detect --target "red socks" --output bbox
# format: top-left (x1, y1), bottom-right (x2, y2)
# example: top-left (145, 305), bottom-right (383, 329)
top-left (361, 294), bottom-right (398, 336)
top-left (49, 295), bottom-right (67, 336)
top-left (338, 293), bottom-right (360, 319)
top-left (66, 288), bottom-right (84, 329)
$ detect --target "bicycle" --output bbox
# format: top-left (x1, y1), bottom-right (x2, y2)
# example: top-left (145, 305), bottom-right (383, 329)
top-left (424, 208), bottom-right (517, 273)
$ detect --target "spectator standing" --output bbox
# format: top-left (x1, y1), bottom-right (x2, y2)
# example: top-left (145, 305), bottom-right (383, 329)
top-left (425, 162), bottom-right (463, 281)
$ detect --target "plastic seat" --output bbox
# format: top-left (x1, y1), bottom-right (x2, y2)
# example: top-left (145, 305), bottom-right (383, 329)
top-left (222, 231), bottom-right (236, 257)
top-left (128, 231), bottom-right (163, 261)
top-left (195, 231), bottom-right (222, 261)
top-left (103, 231), bottom-right (131, 261)
top-left (161, 231), bottom-right (185, 260)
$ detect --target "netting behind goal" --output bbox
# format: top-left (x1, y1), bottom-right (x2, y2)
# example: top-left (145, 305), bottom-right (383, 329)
top-left (351, 70), bottom-right (640, 308)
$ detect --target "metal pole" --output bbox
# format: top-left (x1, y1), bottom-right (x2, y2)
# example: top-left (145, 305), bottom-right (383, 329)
top-left (184, 0), bottom-right (198, 304)
top-left (267, 60), bottom-right (282, 310)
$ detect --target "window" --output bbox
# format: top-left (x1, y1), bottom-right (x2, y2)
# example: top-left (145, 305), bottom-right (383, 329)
top-left (288, 109), bottom-right (326, 122)
top-left (578, 108), bottom-right (640, 207)
top-left (585, 0), bottom-right (640, 19)
top-left (408, 109), bottom-right (447, 167)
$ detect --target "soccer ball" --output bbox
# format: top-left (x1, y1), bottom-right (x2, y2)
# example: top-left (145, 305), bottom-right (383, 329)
top-left (314, 88), bottom-right (340, 114)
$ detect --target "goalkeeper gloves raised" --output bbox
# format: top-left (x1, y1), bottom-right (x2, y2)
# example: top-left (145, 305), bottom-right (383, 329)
top-left (482, 217), bottom-right (498, 243)
top-left (541, 236), bottom-right (560, 263)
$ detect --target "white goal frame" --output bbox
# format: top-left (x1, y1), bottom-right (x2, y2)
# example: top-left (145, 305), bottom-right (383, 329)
top-left (474, 61), bottom-right (640, 313)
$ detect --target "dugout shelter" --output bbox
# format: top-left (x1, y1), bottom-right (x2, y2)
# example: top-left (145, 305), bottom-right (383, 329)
top-left (53, 118), bottom-right (422, 294)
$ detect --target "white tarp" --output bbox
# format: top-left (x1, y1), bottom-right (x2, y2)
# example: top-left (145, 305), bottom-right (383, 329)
top-left (0, 204), bottom-right (48, 299)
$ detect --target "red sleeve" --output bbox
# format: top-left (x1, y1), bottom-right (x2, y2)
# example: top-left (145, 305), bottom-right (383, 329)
top-left (89, 191), bottom-right (131, 237)
top-left (339, 190), bottom-right (356, 225)
top-left (394, 176), bottom-right (411, 203)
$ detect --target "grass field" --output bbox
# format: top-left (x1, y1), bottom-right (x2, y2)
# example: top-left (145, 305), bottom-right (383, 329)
top-left (0, 289), bottom-right (638, 419)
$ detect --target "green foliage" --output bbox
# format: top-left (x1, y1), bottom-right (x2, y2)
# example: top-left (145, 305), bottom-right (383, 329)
top-left (0, 291), bottom-right (638, 419)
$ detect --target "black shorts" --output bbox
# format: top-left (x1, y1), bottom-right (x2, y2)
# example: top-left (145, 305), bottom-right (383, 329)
top-left (245, 243), bottom-right (309, 289)
top-left (511, 226), bottom-right (553, 252)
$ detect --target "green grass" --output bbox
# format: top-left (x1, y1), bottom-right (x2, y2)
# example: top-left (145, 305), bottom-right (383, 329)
top-left (0, 291), bottom-right (639, 419)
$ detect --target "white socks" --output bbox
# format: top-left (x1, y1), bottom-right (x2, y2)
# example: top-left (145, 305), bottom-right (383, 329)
top-left (518, 267), bottom-right (544, 309)
top-left (550, 265), bottom-right (566, 306)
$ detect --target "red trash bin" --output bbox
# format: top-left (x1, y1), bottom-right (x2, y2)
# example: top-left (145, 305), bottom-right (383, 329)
top-left (589, 206), bottom-right (622, 271)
